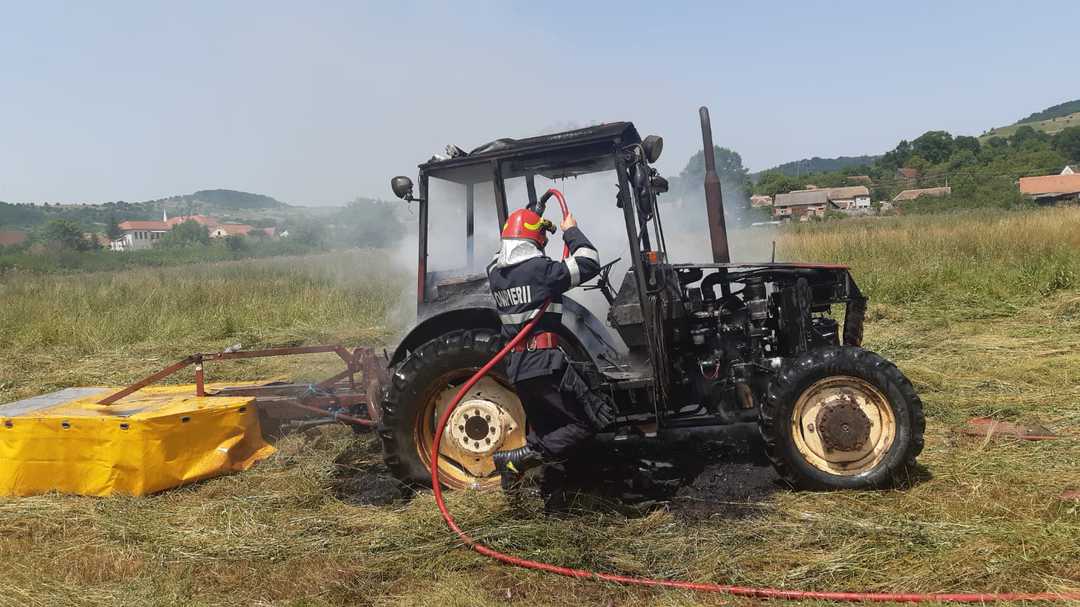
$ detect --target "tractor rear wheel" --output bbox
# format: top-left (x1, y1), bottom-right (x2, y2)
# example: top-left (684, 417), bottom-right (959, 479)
top-left (379, 328), bottom-right (527, 490)
top-left (760, 346), bottom-right (924, 490)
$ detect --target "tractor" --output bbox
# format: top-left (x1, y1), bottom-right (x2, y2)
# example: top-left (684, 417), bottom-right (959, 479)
top-left (381, 107), bottom-right (924, 495)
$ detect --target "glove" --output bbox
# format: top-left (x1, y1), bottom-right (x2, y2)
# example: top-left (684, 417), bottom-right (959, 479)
top-left (559, 365), bottom-right (616, 430)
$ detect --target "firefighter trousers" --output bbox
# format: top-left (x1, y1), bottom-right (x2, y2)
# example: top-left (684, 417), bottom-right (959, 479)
top-left (514, 370), bottom-right (593, 493)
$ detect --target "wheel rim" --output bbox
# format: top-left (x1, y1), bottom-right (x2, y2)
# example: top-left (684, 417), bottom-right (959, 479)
top-left (415, 371), bottom-right (526, 490)
top-left (790, 375), bottom-right (896, 476)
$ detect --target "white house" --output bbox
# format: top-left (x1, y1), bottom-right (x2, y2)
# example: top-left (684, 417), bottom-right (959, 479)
top-left (1062, 165), bottom-right (1079, 175)
top-left (110, 220), bottom-right (171, 251)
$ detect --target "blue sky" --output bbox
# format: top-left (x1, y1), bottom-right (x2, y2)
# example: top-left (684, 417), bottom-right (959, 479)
top-left (1, 0), bottom-right (1076, 205)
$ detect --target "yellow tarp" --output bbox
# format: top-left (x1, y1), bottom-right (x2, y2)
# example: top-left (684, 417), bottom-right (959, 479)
top-left (0, 385), bottom-right (275, 497)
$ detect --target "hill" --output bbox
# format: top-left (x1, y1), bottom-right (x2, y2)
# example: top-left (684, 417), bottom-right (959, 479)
top-left (982, 111), bottom-right (1080, 141)
top-left (751, 155), bottom-right (879, 180)
top-left (151, 189), bottom-right (288, 211)
top-left (1017, 99), bottom-right (1080, 124)
top-left (982, 99), bottom-right (1080, 141)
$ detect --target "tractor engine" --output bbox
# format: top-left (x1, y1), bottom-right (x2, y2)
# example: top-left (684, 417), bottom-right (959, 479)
top-left (656, 266), bottom-right (842, 423)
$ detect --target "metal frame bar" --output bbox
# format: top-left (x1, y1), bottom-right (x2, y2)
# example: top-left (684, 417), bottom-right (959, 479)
top-left (466, 182), bottom-right (475, 269)
top-left (525, 172), bottom-right (538, 208)
top-left (492, 160), bottom-right (508, 226)
top-left (417, 171), bottom-right (430, 308)
top-left (94, 345), bottom-right (384, 428)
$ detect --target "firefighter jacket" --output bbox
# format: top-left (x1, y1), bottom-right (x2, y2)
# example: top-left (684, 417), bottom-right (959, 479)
top-left (487, 226), bottom-right (601, 382)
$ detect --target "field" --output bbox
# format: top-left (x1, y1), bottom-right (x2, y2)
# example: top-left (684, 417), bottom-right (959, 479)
top-left (981, 111), bottom-right (1080, 141)
top-left (2, 209), bottom-right (1079, 606)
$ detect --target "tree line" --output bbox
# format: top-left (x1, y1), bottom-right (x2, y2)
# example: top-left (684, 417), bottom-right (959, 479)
top-left (751, 124), bottom-right (1080, 212)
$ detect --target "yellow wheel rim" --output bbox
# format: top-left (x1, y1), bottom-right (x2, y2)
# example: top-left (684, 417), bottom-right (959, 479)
top-left (415, 371), bottom-right (526, 490)
top-left (791, 376), bottom-right (897, 476)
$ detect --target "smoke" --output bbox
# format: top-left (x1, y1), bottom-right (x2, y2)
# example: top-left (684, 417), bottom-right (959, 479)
top-left (386, 152), bottom-right (780, 342)
top-left (660, 179), bottom-right (781, 265)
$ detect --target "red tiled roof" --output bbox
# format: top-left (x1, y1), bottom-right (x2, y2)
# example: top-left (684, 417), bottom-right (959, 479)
top-left (795, 186), bottom-right (870, 200)
top-left (118, 220), bottom-right (170, 231)
top-left (212, 223), bottom-right (254, 236)
top-left (897, 168), bottom-right (920, 179)
top-left (1019, 174), bottom-right (1080, 196)
top-left (0, 230), bottom-right (28, 246)
top-left (166, 214), bottom-right (218, 227)
top-left (774, 190), bottom-right (830, 207)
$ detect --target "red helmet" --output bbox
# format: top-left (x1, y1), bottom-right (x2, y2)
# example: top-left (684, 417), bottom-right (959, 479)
top-left (502, 208), bottom-right (555, 248)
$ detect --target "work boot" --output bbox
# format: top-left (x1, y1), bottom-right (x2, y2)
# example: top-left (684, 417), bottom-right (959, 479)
top-left (539, 462), bottom-right (571, 516)
top-left (492, 446), bottom-right (543, 491)
top-left (542, 489), bottom-right (571, 516)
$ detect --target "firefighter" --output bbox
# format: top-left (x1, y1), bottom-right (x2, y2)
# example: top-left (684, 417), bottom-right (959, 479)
top-left (487, 204), bottom-right (615, 511)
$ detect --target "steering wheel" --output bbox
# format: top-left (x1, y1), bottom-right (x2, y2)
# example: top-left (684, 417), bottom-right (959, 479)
top-left (582, 257), bottom-right (622, 303)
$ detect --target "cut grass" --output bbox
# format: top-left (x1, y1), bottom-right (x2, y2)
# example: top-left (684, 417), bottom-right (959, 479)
top-left (1, 209), bottom-right (1079, 606)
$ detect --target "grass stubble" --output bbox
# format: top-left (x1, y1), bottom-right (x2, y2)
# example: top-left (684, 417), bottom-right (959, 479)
top-left (0, 209), bottom-right (1078, 606)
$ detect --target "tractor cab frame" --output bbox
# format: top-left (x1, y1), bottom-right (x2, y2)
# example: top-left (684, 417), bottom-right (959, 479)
top-left (387, 121), bottom-right (660, 377)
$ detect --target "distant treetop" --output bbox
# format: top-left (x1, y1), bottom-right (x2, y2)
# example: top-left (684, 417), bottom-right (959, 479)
top-left (753, 155), bottom-right (880, 180)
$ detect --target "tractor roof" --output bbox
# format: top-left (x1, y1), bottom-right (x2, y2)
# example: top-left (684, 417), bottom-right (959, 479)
top-left (420, 122), bottom-right (641, 185)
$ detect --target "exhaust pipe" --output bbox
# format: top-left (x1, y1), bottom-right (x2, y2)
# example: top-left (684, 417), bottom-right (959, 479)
top-left (699, 106), bottom-right (731, 263)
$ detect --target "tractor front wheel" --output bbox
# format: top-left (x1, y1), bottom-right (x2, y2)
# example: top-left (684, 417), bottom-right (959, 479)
top-left (379, 328), bottom-right (527, 490)
top-left (760, 346), bottom-right (924, 490)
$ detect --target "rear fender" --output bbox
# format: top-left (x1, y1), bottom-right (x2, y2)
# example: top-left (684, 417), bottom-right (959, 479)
top-left (387, 296), bottom-right (622, 370)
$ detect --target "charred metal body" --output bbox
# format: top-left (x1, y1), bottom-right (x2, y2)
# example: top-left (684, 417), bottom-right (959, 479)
top-left (384, 108), bottom-right (922, 491)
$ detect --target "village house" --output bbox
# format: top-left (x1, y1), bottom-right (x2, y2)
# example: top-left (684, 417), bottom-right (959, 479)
top-left (891, 186), bottom-right (951, 204)
top-left (1018, 174), bottom-right (1080, 204)
top-left (823, 186), bottom-right (871, 210)
top-left (111, 220), bottom-right (171, 251)
top-left (1061, 165), bottom-right (1078, 175)
top-left (772, 190), bottom-right (835, 221)
top-left (895, 167), bottom-right (920, 188)
top-left (209, 223), bottom-right (256, 238)
top-left (750, 194), bottom-right (773, 208)
top-left (110, 211), bottom-right (262, 251)
top-left (786, 186), bottom-right (871, 211)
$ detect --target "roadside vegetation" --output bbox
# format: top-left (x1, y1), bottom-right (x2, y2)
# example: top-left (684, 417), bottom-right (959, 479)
top-left (1, 207), bottom-right (1078, 606)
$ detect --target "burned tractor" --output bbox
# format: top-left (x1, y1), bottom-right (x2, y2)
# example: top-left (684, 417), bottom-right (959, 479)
top-left (382, 107), bottom-right (924, 493)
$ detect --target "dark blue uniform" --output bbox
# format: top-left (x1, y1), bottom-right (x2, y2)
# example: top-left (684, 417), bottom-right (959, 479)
top-left (487, 226), bottom-right (601, 461)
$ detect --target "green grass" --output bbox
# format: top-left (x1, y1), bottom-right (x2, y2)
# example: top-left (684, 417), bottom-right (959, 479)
top-left (0, 250), bottom-right (407, 404)
top-left (779, 208), bottom-right (1080, 319)
top-left (1, 209), bottom-right (1079, 606)
top-left (0, 238), bottom-right (323, 274)
top-left (981, 111), bottom-right (1080, 141)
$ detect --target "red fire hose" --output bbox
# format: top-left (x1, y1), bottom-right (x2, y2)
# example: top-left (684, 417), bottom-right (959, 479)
top-left (428, 190), bottom-right (1078, 603)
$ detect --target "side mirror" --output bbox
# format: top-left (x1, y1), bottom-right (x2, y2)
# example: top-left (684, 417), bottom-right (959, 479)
top-left (391, 176), bottom-right (415, 201)
top-left (642, 135), bottom-right (664, 163)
